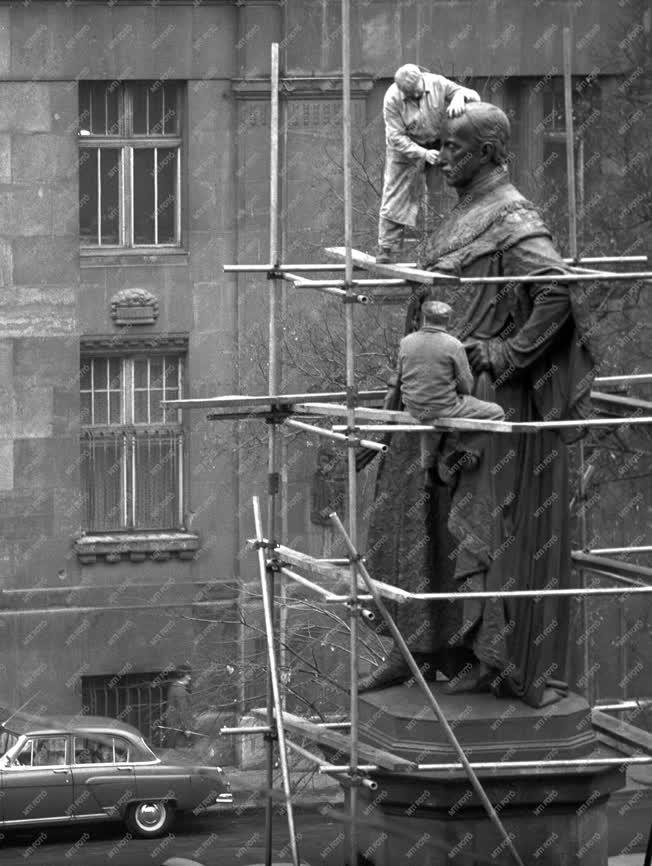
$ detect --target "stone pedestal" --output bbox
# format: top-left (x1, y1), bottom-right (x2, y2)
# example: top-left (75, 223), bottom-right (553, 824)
top-left (334, 684), bottom-right (626, 866)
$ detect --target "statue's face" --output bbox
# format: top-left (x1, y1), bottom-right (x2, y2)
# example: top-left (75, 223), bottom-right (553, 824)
top-left (438, 117), bottom-right (484, 189)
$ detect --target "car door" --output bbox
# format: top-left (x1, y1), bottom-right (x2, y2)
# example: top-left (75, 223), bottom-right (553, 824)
top-left (70, 734), bottom-right (136, 820)
top-left (1, 735), bottom-right (73, 825)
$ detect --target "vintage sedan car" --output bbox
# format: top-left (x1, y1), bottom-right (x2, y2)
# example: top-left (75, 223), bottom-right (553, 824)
top-left (0, 712), bottom-right (231, 838)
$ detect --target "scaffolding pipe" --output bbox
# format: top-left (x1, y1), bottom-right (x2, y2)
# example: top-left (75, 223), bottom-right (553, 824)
top-left (329, 512), bottom-right (525, 866)
top-left (223, 255), bottom-right (647, 273)
top-left (284, 272), bottom-right (370, 304)
top-left (263, 42), bottom-right (293, 866)
top-left (596, 700), bottom-right (652, 712)
top-left (340, 1), bottom-right (361, 862)
top-left (253, 496), bottom-right (300, 866)
top-left (563, 26), bottom-right (578, 261)
top-left (285, 417), bottom-right (387, 452)
top-left (318, 755), bottom-right (652, 774)
top-left (331, 416), bottom-right (652, 432)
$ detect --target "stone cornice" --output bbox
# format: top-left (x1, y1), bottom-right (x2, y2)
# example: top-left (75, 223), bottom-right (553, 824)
top-left (80, 332), bottom-right (189, 354)
top-left (233, 76), bottom-right (375, 100)
top-left (74, 531), bottom-right (200, 564)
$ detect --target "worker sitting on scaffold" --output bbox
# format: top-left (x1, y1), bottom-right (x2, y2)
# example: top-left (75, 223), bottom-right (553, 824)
top-left (393, 299), bottom-right (504, 481)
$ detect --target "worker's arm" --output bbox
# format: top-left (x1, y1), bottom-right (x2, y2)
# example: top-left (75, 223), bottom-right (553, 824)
top-left (453, 342), bottom-right (474, 394)
top-left (442, 75), bottom-right (481, 118)
top-left (383, 88), bottom-right (429, 159)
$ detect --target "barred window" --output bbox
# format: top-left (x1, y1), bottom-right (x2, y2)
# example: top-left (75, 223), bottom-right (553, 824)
top-left (78, 81), bottom-right (182, 248)
top-left (80, 353), bottom-right (184, 531)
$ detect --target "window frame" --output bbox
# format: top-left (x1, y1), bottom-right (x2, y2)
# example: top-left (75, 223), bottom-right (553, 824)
top-left (79, 350), bottom-right (186, 533)
top-left (78, 80), bottom-right (183, 252)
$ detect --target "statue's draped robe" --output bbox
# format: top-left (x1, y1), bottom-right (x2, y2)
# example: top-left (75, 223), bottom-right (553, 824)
top-left (365, 169), bottom-right (594, 707)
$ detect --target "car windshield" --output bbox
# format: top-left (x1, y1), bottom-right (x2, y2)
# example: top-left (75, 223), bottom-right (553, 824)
top-left (0, 729), bottom-right (19, 757)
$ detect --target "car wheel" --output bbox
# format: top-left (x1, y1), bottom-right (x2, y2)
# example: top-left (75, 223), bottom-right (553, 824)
top-left (125, 800), bottom-right (175, 838)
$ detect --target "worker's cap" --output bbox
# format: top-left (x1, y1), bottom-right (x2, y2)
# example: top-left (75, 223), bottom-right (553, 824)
top-left (394, 64), bottom-right (423, 91)
top-left (422, 300), bottom-right (452, 321)
top-left (176, 663), bottom-right (192, 677)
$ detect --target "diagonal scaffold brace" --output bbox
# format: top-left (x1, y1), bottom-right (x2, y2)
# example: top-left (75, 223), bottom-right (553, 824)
top-left (328, 510), bottom-right (526, 866)
top-left (252, 495), bottom-right (301, 866)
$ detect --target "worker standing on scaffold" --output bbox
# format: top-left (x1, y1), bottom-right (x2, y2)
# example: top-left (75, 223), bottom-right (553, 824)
top-left (377, 64), bottom-right (480, 263)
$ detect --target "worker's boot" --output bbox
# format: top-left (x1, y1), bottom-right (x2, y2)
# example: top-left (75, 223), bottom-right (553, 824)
top-left (376, 246), bottom-right (397, 264)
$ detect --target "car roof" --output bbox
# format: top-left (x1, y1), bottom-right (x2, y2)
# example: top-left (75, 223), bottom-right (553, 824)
top-left (1, 710), bottom-right (143, 739)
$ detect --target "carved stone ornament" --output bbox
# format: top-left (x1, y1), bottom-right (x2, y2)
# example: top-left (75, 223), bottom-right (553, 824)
top-left (110, 288), bottom-right (159, 325)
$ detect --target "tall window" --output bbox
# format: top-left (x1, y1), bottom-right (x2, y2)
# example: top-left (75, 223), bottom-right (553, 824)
top-left (80, 352), bottom-right (184, 531)
top-left (78, 81), bottom-right (182, 248)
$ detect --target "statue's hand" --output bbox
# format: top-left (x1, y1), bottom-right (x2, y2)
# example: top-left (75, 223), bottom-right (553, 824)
top-left (464, 340), bottom-right (492, 374)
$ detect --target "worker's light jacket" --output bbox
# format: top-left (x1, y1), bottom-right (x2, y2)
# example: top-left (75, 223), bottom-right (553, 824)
top-left (383, 72), bottom-right (462, 159)
top-left (380, 72), bottom-right (462, 227)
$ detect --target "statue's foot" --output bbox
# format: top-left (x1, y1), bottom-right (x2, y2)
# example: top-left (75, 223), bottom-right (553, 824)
top-left (443, 661), bottom-right (494, 695)
top-left (358, 648), bottom-right (415, 693)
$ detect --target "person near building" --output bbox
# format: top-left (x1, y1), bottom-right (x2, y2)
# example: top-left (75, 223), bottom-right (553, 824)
top-left (377, 63), bottom-right (480, 263)
top-left (165, 663), bottom-right (193, 747)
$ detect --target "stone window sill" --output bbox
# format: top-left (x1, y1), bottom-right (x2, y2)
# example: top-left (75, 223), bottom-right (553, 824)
top-left (80, 249), bottom-right (189, 269)
top-left (74, 531), bottom-right (200, 564)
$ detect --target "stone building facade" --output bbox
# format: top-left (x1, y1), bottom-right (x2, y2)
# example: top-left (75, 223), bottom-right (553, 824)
top-left (0, 0), bottom-right (645, 754)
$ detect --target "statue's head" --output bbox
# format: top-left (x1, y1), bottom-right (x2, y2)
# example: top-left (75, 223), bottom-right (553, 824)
top-left (394, 64), bottom-right (425, 101)
top-left (439, 102), bottom-right (510, 190)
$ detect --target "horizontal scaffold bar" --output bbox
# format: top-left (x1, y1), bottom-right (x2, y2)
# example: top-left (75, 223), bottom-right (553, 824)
top-left (595, 699), bottom-right (652, 711)
top-left (591, 391), bottom-right (652, 413)
top-left (285, 417), bottom-right (387, 452)
top-left (250, 708), bottom-right (417, 771)
top-left (319, 754), bottom-right (652, 774)
top-left (299, 403), bottom-right (652, 432)
top-left (572, 551), bottom-right (652, 580)
top-left (325, 247), bottom-right (652, 286)
top-left (284, 271), bottom-right (370, 304)
top-left (596, 373), bottom-right (652, 386)
top-left (163, 390), bottom-right (385, 410)
top-left (590, 546), bottom-right (652, 555)
top-left (258, 540), bottom-right (652, 603)
top-left (223, 255), bottom-right (646, 274)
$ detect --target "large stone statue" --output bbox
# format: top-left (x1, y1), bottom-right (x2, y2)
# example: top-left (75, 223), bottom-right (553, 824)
top-left (361, 102), bottom-right (595, 708)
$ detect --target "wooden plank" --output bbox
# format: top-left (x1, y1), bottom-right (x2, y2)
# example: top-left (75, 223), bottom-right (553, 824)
top-left (164, 390), bottom-right (384, 409)
top-left (272, 543), bottom-right (353, 589)
top-left (270, 543), bottom-right (412, 603)
top-left (251, 708), bottom-right (417, 771)
top-left (592, 710), bottom-right (652, 755)
top-left (297, 402), bottom-right (519, 432)
top-left (325, 246), bottom-right (458, 286)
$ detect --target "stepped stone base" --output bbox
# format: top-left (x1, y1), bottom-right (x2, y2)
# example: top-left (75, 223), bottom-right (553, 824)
top-left (331, 685), bottom-right (627, 865)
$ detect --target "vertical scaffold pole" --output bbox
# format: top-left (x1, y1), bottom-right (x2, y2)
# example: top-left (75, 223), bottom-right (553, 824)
top-left (340, 1), bottom-right (360, 863)
top-left (564, 26), bottom-right (589, 702)
top-left (264, 41), bottom-right (285, 866)
top-left (563, 26), bottom-right (578, 262)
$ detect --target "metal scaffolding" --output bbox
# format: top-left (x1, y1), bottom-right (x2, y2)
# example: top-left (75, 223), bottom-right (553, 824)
top-left (167, 22), bottom-right (652, 866)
